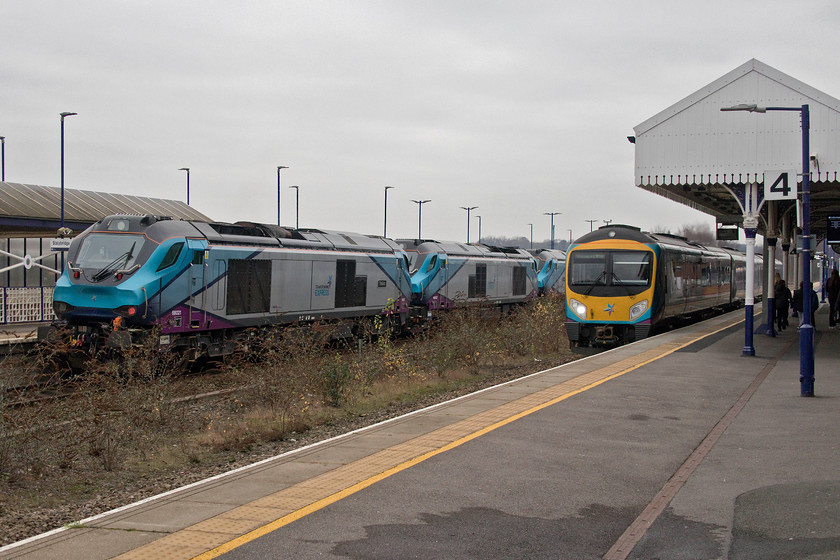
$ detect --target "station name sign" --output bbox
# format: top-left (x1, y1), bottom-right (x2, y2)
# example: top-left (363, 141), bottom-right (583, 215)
top-left (827, 216), bottom-right (840, 245)
top-left (50, 238), bottom-right (73, 252)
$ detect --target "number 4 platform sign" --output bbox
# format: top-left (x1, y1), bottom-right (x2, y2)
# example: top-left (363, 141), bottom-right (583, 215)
top-left (764, 170), bottom-right (798, 200)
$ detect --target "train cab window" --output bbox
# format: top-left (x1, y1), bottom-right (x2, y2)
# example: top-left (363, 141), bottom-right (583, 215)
top-left (75, 233), bottom-right (146, 271)
top-left (192, 250), bottom-right (205, 266)
top-left (425, 254), bottom-right (438, 273)
top-left (157, 242), bottom-right (184, 272)
top-left (569, 250), bottom-right (652, 292)
top-left (612, 251), bottom-right (652, 286)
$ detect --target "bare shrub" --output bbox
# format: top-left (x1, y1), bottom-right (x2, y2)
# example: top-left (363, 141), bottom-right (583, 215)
top-left (498, 293), bottom-right (569, 357)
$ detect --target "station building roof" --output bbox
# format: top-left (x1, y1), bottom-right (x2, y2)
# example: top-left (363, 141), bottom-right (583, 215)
top-left (632, 59), bottom-right (840, 240)
top-left (0, 182), bottom-right (212, 237)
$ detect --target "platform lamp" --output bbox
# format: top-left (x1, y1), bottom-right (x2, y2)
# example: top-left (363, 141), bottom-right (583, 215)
top-left (721, 103), bottom-right (813, 396)
top-left (1, 136), bottom-right (5, 181)
top-left (277, 166), bottom-right (289, 226)
top-left (475, 215), bottom-right (482, 243)
top-left (178, 167), bottom-right (190, 205)
top-left (411, 199), bottom-right (431, 239)
top-left (289, 185), bottom-right (300, 229)
top-left (460, 206), bottom-right (477, 243)
top-left (586, 219), bottom-right (597, 232)
top-left (384, 186), bottom-right (394, 237)
top-left (544, 212), bottom-right (560, 249)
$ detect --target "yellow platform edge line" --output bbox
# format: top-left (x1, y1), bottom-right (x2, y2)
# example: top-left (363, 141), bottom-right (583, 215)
top-left (188, 319), bottom-right (737, 560)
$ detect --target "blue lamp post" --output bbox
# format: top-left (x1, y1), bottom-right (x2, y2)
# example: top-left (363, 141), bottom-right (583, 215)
top-left (460, 206), bottom-right (477, 242)
top-left (411, 199), bottom-right (431, 239)
top-left (290, 185), bottom-right (300, 229)
top-left (721, 103), bottom-right (813, 396)
top-left (178, 167), bottom-right (190, 205)
top-left (1, 136), bottom-right (5, 181)
top-left (544, 212), bottom-right (560, 249)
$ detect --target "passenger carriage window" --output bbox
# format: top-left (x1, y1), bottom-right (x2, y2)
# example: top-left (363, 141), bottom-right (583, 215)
top-left (157, 242), bottom-right (184, 272)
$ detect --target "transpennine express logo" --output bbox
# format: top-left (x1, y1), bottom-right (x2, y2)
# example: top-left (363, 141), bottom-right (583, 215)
top-left (604, 303), bottom-right (615, 316)
top-left (314, 275), bottom-right (333, 297)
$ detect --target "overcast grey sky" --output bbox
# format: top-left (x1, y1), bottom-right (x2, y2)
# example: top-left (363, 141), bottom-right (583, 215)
top-left (3, 1), bottom-right (839, 243)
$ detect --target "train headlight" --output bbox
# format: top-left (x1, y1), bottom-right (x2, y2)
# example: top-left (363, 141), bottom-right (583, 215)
top-left (569, 298), bottom-right (587, 319)
top-left (629, 300), bottom-right (649, 321)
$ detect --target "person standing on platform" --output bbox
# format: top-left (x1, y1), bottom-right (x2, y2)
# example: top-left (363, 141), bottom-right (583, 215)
top-left (793, 282), bottom-right (803, 327)
top-left (827, 268), bottom-right (840, 328)
top-left (774, 277), bottom-right (792, 331)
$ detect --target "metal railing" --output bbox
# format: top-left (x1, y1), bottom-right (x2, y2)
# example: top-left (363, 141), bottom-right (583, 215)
top-left (0, 287), bottom-right (56, 324)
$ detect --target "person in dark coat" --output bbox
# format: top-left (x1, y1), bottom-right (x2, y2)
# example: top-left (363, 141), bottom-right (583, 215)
top-left (793, 281), bottom-right (819, 328)
top-left (792, 282), bottom-right (803, 323)
top-left (774, 278), bottom-right (791, 331)
top-left (827, 268), bottom-right (840, 328)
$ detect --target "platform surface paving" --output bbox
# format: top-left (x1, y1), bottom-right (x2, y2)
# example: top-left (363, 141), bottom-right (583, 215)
top-left (3, 307), bottom-right (839, 560)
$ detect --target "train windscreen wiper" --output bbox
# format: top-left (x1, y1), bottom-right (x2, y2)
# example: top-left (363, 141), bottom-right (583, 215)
top-left (610, 272), bottom-right (632, 295)
top-left (584, 271), bottom-right (607, 295)
top-left (91, 242), bottom-right (136, 282)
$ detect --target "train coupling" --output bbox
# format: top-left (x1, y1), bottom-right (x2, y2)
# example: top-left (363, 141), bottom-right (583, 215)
top-left (594, 325), bottom-right (619, 346)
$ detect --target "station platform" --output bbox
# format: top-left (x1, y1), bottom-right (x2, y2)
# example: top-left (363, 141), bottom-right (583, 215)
top-left (3, 306), bottom-right (839, 560)
top-left (0, 323), bottom-right (40, 347)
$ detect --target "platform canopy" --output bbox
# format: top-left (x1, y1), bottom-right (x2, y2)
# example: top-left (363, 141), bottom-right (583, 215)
top-left (0, 182), bottom-right (212, 237)
top-left (632, 59), bottom-right (840, 241)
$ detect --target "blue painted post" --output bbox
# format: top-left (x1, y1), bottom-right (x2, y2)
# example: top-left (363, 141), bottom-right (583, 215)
top-left (799, 104), bottom-right (815, 396)
top-left (766, 237), bottom-right (776, 337)
top-left (743, 227), bottom-right (757, 356)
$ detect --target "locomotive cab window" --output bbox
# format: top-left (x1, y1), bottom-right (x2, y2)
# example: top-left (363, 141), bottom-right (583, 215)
top-left (157, 242), bottom-right (184, 272)
top-left (75, 233), bottom-right (146, 271)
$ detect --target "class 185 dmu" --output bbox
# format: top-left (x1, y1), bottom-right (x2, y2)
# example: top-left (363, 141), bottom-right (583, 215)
top-left (564, 225), bottom-right (762, 347)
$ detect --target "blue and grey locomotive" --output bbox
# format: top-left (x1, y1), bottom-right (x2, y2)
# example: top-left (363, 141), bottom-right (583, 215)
top-left (51, 215), bottom-right (414, 358)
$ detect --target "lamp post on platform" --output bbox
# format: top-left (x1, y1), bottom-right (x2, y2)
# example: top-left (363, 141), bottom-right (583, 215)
top-left (586, 219), bottom-right (597, 232)
top-left (475, 215), bottom-right (482, 243)
top-left (544, 212), bottom-right (560, 249)
top-left (411, 199), bottom-right (430, 239)
top-left (721, 102), bottom-right (813, 396)
top-left (277, 166), bottom-right (288, 226)
top-left (460, 206), bottom-right (477, 242)
top-left (0, 136), bottom-right (5, 181)
top-left (178, 167), bottom-right (190, 205)
top-left (528, 223), bottom-right (533, 249)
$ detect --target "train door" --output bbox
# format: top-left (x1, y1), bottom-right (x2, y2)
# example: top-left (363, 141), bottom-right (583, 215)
top-left (187, 241), bottom-right (206, 328)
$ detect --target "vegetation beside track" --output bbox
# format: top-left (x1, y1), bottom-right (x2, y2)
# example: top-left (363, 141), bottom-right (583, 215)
top-left (0, 294), bottom-right (575, 546)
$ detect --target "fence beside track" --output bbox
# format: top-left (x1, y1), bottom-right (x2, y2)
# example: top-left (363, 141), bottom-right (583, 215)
top-left (1, 287), bottom-right (55, 324)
